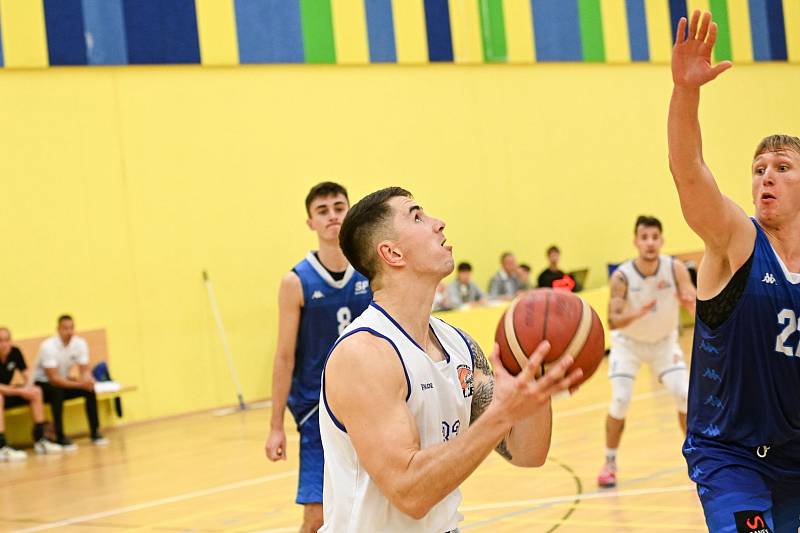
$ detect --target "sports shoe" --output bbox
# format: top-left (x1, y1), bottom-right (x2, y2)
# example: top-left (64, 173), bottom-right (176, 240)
top-left (0, 445), bottom-right (27, 462)
top-left (34, 438), bottom-right (63, 455)
top-left (56, 436), bottom-right (78, 452)
top-left (597, 462), bottom-right (617, 488)
top-left (91, 433), bottom-right (109, 446)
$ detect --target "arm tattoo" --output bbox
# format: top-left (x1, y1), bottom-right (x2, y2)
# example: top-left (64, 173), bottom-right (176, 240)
top-left (461, 330), bottom-right (513, 461)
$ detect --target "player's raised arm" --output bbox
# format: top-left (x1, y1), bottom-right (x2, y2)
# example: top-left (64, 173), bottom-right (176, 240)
top-left (324, 332), bottom-right (579, 520)
top-left (668, 11), bottom-right (749, 256)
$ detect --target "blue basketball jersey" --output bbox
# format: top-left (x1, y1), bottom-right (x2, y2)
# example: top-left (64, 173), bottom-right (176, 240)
top-left (287, 252), bottom-right (371, 421)
top-left (689, 219), bottom-right (800, 448)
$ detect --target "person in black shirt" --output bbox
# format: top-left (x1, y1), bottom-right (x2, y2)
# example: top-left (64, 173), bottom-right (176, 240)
top-left (0, 327), bottom-right (62, 457)
top-left (537, 245), bottom-right (566, 288)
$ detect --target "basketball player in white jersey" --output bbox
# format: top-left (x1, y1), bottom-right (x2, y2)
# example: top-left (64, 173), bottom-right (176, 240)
top-left (597, 215), bottom-right (696, 488)
top-left (320, 187), bottom-right (583, 532)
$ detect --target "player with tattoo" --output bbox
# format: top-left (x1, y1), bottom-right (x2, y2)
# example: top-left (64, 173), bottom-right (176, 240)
top-left (318, 187), bottom-right (582, 531)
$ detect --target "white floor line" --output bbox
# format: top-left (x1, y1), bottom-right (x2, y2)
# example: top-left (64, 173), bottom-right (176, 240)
top-left (11, 471), bottom-right (296, 533)
top-left (554, 389), bottom-right (667, 419)
top-left (460, 483), bottom-right (695, 513)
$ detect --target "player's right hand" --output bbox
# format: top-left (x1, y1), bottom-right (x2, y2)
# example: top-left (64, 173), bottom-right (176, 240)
top-left (488, 341), bottom-right (582, 426)
top-left (265, 428), bottom-right (287, 461)
top-left (671, 11), bottom-right (731, 88)
top-left (639, 299), bottom-right (657, 316)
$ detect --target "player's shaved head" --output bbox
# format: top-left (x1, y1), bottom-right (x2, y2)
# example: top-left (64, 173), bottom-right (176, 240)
top-left (340, 187), bottom-right (412, 283)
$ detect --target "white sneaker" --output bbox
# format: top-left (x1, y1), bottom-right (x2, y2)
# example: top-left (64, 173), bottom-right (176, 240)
top-left (91, 434), bottom-right (109, 446)
top-left (34, 438), bottom-right (63, 455)
top-left (0, 445), bottom-right (27, 462)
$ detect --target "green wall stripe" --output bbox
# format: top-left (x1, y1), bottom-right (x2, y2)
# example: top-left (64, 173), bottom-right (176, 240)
top-left (709, 0), bottom-right (732, 61)
top-left (578, 0), bottom-right (605, 62)
top-left (479, 0), bottom-right (507, 62)
top-left (300, 0), bottom-right (336, 63)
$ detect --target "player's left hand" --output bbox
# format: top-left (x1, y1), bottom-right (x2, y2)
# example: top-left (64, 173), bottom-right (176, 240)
top-left (672, 11), bottom-right (732, 88)
top-left (265, 428), bottom-right (287, 461)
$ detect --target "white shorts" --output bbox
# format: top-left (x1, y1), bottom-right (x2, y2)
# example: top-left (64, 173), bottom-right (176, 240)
top-left (608, 330), bottom-right (686, 383)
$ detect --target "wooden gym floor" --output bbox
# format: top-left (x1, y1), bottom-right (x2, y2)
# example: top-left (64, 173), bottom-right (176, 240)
top-left (0, 331), bottom-right (704, 532)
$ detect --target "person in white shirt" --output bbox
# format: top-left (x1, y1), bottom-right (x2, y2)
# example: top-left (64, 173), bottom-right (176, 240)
top-left (34, 315), bottom-right (107, 450)
top-left (320, 187), bottom-right (582, 532)
top-left (597, 216), bottom-right (696, 488)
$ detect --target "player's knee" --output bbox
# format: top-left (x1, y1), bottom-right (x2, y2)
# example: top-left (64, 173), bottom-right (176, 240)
top-left (300, 504), bottom-right (323, 533)
top-left (609, 379), bottom-right (633, 419)
top-left (662, 370), bottom-right (689, 412)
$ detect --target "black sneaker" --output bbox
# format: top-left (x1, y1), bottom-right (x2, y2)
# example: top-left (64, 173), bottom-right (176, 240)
top-left (56, 436), bottom-right (78, 451)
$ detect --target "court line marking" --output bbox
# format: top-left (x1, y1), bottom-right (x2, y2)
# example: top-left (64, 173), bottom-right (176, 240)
top-left (460, 483), bottom-right (694, 513)
top-left (11, 471), bottom-right (296, 533)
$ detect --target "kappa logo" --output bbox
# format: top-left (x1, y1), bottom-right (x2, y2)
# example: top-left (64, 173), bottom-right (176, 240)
top-left (354, 280), bottom-right (369, 295)
top-left (311, 290), bottom-right (325, 300)
top-left (762, 273), bottom-right (776, 285)
top-left (457, 364), bottom-right (473, 398)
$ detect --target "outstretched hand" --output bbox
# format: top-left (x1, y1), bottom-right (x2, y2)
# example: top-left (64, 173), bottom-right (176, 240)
top-left (672, 10), bottom-right (732, 88)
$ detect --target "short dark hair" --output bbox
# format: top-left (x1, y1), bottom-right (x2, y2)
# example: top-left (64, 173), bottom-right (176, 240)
top-left (305, 182), bottom-right (349, 216)
top-left (339, 187), bottom-right (412, 282)
top-left (500, 252), bottom-right (514, 262)
top-left (519, 263), bottom-right (531, 272)
top-left (546, 245), bottom-right (560, 255)
top-left (635, 215), bottom-right (662, 234)
top-left (457, 262), bottom-right (472, 272)
top-left (58, 314), bottom-right (73, 325)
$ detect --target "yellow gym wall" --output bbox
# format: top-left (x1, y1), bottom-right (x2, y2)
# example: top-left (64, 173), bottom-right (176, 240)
top-left (0, 63), bottom-right (796, 425)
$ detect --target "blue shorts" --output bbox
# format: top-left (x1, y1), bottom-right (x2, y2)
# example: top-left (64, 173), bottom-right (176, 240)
top-left (294, 406), bottom-right (323, 505)
top-left (683, 432), bottom-right (800, 533)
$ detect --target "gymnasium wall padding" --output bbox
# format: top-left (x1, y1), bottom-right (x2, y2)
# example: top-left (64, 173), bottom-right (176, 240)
top-left (1, 63), bottom-right (797, 422)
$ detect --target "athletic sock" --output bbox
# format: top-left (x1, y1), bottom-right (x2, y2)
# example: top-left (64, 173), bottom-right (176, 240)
top-left (33, 423), bottom-right (45, 442)
top-left (605, 447), bottom-right (617, 464)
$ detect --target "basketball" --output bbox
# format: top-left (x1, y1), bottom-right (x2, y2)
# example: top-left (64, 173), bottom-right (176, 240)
top-left (495, 289), bottom-right (605, 386)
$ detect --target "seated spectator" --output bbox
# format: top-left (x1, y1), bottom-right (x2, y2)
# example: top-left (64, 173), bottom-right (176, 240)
top-left (34, 315), bottom-right (107, 450)
top-left (432, 282), bottom-right (453, 312)
top-left (446, 262), bottom-right (486, 307)
top-left (488, 252), bottom-right (521, 300)
top-left (0, 327), bottom-right (62, 461)
top-left (518, 264), bottom-right (532, 291)
top-left (537, 245), bottom-right (567, 288)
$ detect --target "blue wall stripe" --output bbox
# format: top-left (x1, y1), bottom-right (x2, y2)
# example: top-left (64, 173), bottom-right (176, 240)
top-left (44, 0), bottom-right (88, 65)
top-left (82, 0), bottom-right (128, 65)
top-left (668, 0), bottom-right (687, 42)
top-left (748, 0), bottom-right (771, 60)
top-left (364, 0), bottom-right (396, 63)
top-left (0, 14), bottom-right (4, 67)
top-left (123, 0), bottom-right (200, 64)
top-left (423, 0), bottom-right (453, 62)
top-left (765, 0), bottom-right (787, 60)
top-left (531, 0), bottom-right (582, 61)
top-left (625, 0), bottom-right (649, 61)
top-left (235, 0), bottom-right (304, 64)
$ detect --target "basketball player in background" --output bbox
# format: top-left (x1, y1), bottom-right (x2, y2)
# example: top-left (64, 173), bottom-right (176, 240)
top-left (264, 182), bottom-right (372, 533)
top-left (320, 187), bottom-right (582, 531)
top-left (598, 216), bottom-right (696, 488)
top-left (670, 11), bottom-right (800, 531)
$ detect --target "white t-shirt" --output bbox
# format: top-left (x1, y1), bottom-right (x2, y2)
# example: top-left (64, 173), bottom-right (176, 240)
top-left (34, 335), bottom-right (90, 382)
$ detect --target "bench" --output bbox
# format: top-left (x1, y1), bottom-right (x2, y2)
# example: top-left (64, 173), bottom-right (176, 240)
top-left (3, 329), bottom-right (136, 434)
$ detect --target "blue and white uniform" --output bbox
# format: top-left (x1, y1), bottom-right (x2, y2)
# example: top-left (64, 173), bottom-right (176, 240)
top-left (288, 252), bottom-right (371, 504)
top-left (685, 220), bottom-right (800, 532)
top-left (319, 303), bottom-right (474, 532)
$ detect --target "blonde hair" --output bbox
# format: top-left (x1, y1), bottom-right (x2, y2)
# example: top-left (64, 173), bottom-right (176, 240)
top-left (754, 134), bottom-right (800, 159)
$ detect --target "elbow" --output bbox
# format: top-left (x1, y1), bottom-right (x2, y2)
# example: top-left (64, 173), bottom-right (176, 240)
top-left (390, 491), bottom-right (432, 521)
top-left (511, 448), bottom-right (548, 468)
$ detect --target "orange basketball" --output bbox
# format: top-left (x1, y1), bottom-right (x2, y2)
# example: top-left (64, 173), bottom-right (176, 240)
top-left (495, 289), bottom-right (605, 386)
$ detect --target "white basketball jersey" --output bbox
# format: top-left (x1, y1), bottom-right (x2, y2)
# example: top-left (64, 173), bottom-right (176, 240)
top-left (319, 303), bottom-right (474, 533)
top-left (614, 256), bottom-right (680, 343)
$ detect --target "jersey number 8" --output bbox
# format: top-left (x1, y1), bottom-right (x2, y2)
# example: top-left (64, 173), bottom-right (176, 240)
top-left (336, 307), bottom-right (352, 335)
